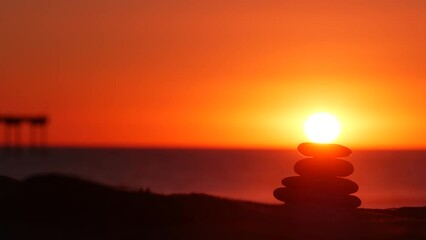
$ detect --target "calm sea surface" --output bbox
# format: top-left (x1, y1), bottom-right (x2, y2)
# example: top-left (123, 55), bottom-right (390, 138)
top-left (1, 148), bottom-right (425, 209)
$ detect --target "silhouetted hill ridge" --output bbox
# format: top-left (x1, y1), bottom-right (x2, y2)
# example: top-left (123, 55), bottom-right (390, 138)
top-left (0, 174), bottom-right (424, 239)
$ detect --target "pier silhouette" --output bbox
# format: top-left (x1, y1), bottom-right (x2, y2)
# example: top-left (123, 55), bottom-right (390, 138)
top-left (0, 115), bottom-right (48, 149)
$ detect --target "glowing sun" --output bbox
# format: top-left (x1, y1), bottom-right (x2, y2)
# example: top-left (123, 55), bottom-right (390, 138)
top-left (304, 112), bottom-right (341, 143)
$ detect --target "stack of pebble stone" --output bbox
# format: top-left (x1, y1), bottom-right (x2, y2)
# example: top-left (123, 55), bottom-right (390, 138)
top-left (274, 142), bottom-right (361, 208)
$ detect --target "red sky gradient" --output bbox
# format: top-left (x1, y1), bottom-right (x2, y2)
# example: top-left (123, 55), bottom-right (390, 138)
top-left (1, 0), bottom-right (426, 148)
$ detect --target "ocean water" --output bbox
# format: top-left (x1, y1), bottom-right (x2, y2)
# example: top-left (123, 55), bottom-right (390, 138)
top-left (0, 148), bottom-right (425, 209)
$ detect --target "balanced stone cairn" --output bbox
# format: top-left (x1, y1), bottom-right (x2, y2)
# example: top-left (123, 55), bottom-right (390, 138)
top-left (274, 142), bottom-right (361, 208)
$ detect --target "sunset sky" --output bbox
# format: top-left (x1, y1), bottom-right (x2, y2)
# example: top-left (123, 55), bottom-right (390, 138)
top-left (1, 0), bottom-right (426, 148)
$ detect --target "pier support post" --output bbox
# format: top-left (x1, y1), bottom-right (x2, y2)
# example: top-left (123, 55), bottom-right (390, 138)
top-left (0, 115), bottom-right (48, 154)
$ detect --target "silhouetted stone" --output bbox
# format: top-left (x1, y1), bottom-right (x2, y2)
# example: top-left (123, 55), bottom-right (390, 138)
top-left (273, 187), bottom-right (361, 208)
top-left (298, 142), bottom-right (352, 158)
top-left (282, 176), bottom-right (359, 194)
top-left (294, 158), bottom-right (354, 177)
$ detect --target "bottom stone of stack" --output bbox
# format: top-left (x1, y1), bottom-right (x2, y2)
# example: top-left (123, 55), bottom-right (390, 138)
top-left (273, 187), bottom-right (361, 208)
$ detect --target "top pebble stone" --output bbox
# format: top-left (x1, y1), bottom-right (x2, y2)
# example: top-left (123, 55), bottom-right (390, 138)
top-left (298, 142), bottom-right (352, 158)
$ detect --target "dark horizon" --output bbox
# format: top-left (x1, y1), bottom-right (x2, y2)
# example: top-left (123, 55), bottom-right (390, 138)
top-left (3, 145), bottom-right (426, 151)
top-left (2, 147), bottom-right (425, 209)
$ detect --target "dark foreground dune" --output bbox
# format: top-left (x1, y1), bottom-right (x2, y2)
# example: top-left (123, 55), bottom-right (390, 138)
top-left (0, 174), bottom-right (425, 240)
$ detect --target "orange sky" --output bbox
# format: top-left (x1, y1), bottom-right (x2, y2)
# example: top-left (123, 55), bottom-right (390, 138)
top-left (1, 0), bottom-right (426, 148)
